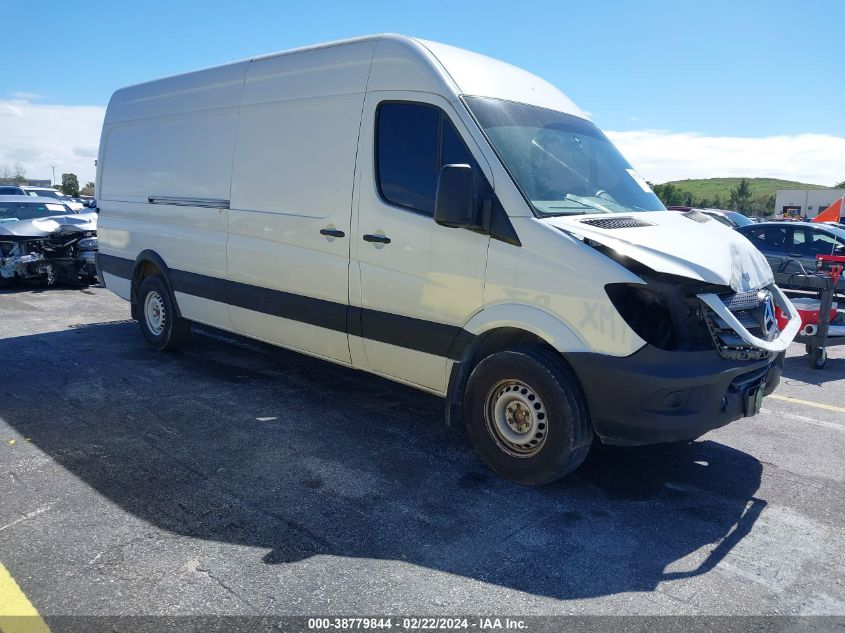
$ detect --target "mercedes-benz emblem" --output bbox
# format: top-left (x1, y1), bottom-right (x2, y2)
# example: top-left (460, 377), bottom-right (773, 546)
top-left (760, 293), bottom-right (777, 335)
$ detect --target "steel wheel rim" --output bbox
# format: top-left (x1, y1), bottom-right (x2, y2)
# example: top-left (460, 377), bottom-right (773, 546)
top-left (144, 290), bottom-right (166, 337)
top-left (484, 379), bottom-right (547, 458)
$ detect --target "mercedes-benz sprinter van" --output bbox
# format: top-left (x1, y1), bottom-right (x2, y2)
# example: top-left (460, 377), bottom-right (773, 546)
top-left (96, 34), bottom-right (800, 484)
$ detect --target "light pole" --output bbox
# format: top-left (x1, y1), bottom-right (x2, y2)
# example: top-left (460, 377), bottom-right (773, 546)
top-left (51, 166), bottom-right (56, 187)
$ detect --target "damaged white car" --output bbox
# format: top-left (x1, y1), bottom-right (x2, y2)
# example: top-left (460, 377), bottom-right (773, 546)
top-left (0, 196), bottom-right (98, 287)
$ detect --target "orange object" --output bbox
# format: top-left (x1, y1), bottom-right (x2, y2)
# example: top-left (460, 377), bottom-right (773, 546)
top-left (812, 197), bottom-right (844, 223)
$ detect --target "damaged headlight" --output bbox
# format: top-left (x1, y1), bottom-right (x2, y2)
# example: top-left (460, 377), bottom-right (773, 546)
top-left (606, 282), bottom-right (714, 351)
top-left (606, 283), bottom-right (677, 349)
top-left (76, 237), bottom-right (98, 252)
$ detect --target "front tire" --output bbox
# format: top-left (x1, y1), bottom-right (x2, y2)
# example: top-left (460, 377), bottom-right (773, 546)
top-left (464, 347), bottom-right (592, 485)
top-left (137, 275), bottom-right (191, 351)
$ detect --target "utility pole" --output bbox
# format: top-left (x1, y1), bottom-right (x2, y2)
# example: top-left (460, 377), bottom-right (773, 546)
top-left (51, 166), bottom-right (56, 187)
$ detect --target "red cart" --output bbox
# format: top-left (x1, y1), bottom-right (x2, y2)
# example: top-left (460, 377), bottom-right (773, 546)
top-left (786, 254), bottom-right (845, 369)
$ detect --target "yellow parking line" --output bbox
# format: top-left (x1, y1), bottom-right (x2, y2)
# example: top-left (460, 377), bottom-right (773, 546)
top-left (768, 393), bottom-right (845, 414)
top-left (0, 561), bottom-right (50, 633)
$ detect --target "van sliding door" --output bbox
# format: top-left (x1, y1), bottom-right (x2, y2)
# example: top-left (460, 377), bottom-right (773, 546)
top-left (226, 42), bottom-right (376, 363)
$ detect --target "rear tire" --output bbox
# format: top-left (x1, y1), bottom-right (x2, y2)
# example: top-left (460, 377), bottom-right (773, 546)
top-left (137, 275), bottom-right (190, 351)
top-left (464, 347), bottom-right (592, 485)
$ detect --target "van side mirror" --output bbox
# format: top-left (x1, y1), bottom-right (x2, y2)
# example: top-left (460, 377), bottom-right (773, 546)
top-left (434, 164), bottom-right (476, 229)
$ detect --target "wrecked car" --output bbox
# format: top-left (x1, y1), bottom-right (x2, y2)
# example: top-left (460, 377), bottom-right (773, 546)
top-left (0, 196), bottom-right (98, 287)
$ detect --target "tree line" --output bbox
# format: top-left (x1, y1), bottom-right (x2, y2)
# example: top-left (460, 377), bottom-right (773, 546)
top-left (650, 178), bottom-right (774, 216)
top-left (652, 178), bottom-right (845, 217)
top-left (58, 174), bottom-right (95, 197)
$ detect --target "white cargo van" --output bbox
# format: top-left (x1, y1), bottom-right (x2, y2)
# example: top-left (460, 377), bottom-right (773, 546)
top-left (96, 34), bottom-right (800, 484)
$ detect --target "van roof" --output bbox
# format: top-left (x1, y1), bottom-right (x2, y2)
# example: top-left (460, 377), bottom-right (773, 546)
top-left (104, 34), bottom-right (586, 123)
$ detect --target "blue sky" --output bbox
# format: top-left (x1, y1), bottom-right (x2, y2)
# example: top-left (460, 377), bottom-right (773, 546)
top-left (1, 0), bottom-right (843, 185)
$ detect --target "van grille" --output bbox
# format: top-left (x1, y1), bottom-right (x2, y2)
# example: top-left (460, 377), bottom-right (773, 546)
top-left (702, 289), bottom-right (777, 361)
top-left (722, 290), bottom-right (763, 311)
top-left (579, 217), bottom-right (655, 229)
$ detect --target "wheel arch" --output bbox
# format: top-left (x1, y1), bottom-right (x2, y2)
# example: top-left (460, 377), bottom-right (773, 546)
top-left (445, 304), bottom-right (590, 428)
top-left (129, 250), bottom-right (181, 320)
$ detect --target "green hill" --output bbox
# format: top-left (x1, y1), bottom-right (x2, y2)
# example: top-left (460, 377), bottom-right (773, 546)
top-left (660, 177), bottom-right (830, 200)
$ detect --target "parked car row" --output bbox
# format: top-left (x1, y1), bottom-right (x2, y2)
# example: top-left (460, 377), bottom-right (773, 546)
top-left (0, 185), bottom-right (96, 211)
top-left (667, 206), bottom-right (758, 227)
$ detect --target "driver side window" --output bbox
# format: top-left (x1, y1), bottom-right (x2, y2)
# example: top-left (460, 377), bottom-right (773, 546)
top-left (375, 102), bottom-right (477, 216)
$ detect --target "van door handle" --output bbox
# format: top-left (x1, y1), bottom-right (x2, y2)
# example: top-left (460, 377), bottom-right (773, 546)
top-left (363, 234), bottom-right (391, 244)
top-left (320, 228), bottom-right (345, 238)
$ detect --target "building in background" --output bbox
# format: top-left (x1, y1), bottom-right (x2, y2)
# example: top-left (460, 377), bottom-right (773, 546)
top-left (775, 189), bottom-right (845, 219)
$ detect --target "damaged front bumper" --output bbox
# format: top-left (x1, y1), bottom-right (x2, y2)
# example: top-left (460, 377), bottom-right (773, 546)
top-left (577, 280), bottom-right (798, 446)
top-left (0, 238), bottom-right (98, 286)
top-left (568, 345), bottom-right (784, 446)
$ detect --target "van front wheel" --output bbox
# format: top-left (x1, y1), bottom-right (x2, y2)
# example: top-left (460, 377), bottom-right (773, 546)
top-left (137, 275), bottom-right (191, 351)
top-left (464, 348), bottom-right (592, 485)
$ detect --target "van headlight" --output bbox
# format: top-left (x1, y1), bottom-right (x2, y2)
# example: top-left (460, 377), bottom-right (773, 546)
top-left (606, 282), bottom-right (717, 352)
top-left (605, 283), bottom-right (678, 349)
top-left (77, 237), bottom-right (98, 252)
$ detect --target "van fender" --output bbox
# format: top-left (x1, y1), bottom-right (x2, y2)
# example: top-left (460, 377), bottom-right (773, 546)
top-left (462, 303), bottom-right (589, 354)
top-left (444, 303), bottom-right (589, 427)
top-left (129, 250), bottom-right (182, 321)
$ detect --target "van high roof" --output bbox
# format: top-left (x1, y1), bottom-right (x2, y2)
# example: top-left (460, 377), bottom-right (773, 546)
top-left (104, 34), bottom-right (586, 124)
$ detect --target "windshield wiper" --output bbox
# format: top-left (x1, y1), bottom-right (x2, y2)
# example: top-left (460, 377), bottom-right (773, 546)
top-left (560, 194), bottom-right (614, 214)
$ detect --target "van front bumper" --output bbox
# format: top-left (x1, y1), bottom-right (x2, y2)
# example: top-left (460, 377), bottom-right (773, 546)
top-left (567, 346), bottom-right (784, 446)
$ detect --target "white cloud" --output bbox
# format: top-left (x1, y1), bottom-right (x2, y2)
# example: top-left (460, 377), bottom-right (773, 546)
top-left (607, 129), bottom-right (845, 187)
top-left (0, 99), bottom-right (104, 186)
top-left (10, 92), bottom-right (44, 101)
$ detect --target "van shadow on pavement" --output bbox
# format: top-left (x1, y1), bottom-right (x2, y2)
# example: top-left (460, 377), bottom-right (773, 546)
top-left (0, 321), bottom-right (765, 600)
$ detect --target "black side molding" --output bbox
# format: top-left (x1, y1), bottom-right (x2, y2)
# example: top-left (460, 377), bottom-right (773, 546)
top-left (97, 253), bottom-right (475, 361)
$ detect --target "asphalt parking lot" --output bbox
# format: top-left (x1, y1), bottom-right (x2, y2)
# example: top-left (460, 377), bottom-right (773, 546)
top-left (1, 285), bottom-right (843, 622)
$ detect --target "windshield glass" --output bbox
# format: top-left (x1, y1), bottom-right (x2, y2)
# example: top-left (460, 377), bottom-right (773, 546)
top-left (0, 202), bottom-right (71, 222)
top-left (821, 225), bottom-right (845, 242)
top-left (30, 189), bottom-right (64, 200)
top-left (724, 211), bottom-right (754, 226)
top-left (702, 211), bottom-right (735, 227)
top-left (464, 97), bottom-right (665, 216)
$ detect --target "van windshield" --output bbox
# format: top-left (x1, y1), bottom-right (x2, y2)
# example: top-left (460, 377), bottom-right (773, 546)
top-left (464, 97), bottom-right (665, 216)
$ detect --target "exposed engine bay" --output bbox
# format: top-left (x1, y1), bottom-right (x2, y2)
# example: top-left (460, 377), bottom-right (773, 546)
top-left (0, 213), bottom-right (98, 287)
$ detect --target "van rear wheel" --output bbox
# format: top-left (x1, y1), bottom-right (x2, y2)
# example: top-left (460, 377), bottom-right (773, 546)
top-left (464, 347), bottom-right (592, 485)
top-left (137, 275), bottom-right (190, 351)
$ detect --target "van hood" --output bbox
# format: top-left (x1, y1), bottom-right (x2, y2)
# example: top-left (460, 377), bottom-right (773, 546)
top-left (543, 210), bottom-right (773, 292)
